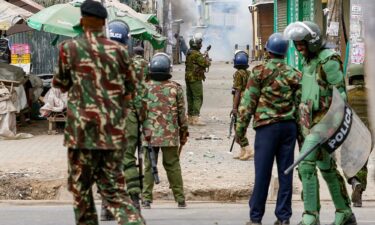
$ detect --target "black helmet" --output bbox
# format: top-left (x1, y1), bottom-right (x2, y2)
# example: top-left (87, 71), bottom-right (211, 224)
top-left (150, 53), bottom-right (172, 76)
top-left (189, 33), bottom-right (203, 49)
top-left (233, 50), bottom-right (249, 68)
top-left (265, 33), bottom-right (289, 56)
top-left (284, 21), bottom-right (323, 53)
top-left (108, 20), bottom-right (130, 45)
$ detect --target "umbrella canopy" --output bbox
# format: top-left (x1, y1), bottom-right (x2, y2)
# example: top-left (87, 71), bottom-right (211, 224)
top-left (105, 0), bottom-right (159, 25)
top-left (0, 0), bottom-right (33, 30)
top-left (26, 0), bottom-right (165, 49)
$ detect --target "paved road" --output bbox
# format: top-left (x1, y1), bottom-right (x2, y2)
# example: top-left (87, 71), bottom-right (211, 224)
top-left (0, 201), bottom-right (374, 225)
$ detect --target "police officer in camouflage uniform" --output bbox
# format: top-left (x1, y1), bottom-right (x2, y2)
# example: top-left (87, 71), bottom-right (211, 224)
top-left (235, 33), bottom-right (301, 225)
top-left (346, 64), bottom-right (370, 208)
top-left (185, 35), bottom-right (211, 125)
top-left (142, 53), bottom-right (189, 209)
top-left (284, 21), bottom-right (357, 225)
top-left (102, 21), bottom-right (148, 219)
top-left (123, 45), bottom-right (149, 210)
top-left (231, 50), bottom-right (254, 161)
top-left (52, 1), bottom-right (144, 224)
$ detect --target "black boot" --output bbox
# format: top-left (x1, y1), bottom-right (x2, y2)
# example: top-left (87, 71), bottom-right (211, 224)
top-left (351, 179), bottom-right (363, 207)
top-left (130, 194), bottom-right (141, 212)
top-left (100, 200), bottom-right (115, 221)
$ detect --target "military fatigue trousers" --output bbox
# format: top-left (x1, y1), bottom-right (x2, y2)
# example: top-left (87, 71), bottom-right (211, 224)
top-left (67, 148), bottom-right (145, 225)
top-left (186, 80), bottom-right (203, 116)
top-left (142, 146), bottom-right (185, 203)
top-left (124, 110), bottom-right (142, 195)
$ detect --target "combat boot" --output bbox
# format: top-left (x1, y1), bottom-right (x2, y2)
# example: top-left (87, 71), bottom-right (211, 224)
top-left (187, 116), bottom-right (194, 125)
top-left (327, 211), bottom-right (357, 225)
top-left (142, 200), bottom-right (151, 209)
top-left (233, 148), bottom-right (246, 159)
top-left (130, 193), bottom-right (141, 212)
top-left (192, 116), bottom-right (206, 126)
top-left (100, 201), bottom-right (115, 221)
top-left (351, 178), bottom-right (363, 207)
top-left (239, 145), bottom-right (254, 160)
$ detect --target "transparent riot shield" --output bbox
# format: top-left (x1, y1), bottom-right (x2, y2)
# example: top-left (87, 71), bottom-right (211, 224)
top-left (285, 87), bottom-right (372, 177)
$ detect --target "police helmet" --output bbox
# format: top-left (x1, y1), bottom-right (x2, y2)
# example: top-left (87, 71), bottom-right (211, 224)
top-left (108, 20), bottom-right (130, 45)
top-left (348, 64), bottom-right (365, 85)
top-left (265, 33), bottom-right (289, 56)
top-left (189, 33), bottom-right (203, 49)
top-left (233, 50), bottom-right (249, 68)
top-left (150, 53), bottom-right (172, 75)
top-left (284, 21), bottom-right (323, 53)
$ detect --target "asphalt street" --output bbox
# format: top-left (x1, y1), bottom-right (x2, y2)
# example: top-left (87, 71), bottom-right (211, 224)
top-left (0, 201), bottom-right (374, 225)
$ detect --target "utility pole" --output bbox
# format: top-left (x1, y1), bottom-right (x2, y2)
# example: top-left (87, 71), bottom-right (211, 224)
top-left (325, 0), bottom-right (342, 53)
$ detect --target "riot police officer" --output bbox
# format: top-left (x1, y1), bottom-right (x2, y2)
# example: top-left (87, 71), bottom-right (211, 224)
top-left (231, 51), bottom-right (254, 160)
top-left (284, 21), bottom-right (357, 225)
top-left (185, 34), bottom-right (210, 125)
top-left (142, 53), bottom-right (189, 209)
top-left (346, 64), bottom-right (370, 208)
top-left (236, 33), bottom-right (301, 225)
top-left (101, 19), bottom-right (147, 220)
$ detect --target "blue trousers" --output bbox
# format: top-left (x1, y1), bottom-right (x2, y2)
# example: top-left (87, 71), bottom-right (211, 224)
top-left (250, 120), bottom-right (297, 223)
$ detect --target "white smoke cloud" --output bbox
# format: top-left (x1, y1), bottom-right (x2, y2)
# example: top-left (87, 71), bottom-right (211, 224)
top-left (172, 0), bottom-right (253, 61)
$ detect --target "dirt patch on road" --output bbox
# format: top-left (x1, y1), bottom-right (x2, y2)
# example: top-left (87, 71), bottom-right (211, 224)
top-left (0, 172), bottom-right (62, 200)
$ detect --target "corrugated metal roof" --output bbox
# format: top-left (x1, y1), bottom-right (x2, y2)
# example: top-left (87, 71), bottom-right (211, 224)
top-left (249, 0), bottom-right (273, 7)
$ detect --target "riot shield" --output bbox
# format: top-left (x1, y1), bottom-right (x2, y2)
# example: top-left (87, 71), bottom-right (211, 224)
top-left (285, 87), bottom-right (372, 177)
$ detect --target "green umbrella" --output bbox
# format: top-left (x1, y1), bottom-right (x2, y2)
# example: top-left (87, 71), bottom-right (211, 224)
top-left (26, 1), bottom-right (165, 49)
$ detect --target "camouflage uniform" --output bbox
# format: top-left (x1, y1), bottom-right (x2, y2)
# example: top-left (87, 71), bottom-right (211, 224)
top-left (347, 85), bottom-right (369, 188)
top-left (124, 54), bottom-right (149, 199)
top-left (235, 58), bottom-right (301, 223)
top-left (347, 65), bottom-right (370, 207)
top-left (232, 69), bottom-right (251, 147)
top-left (53, 30), bottom-right (144, 225)
top-left (185, 49), bottom-right (210, 118)
top-left (142, 79), bottom-right (188, 205)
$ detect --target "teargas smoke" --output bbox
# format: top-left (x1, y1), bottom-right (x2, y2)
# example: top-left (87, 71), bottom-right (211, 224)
top-left (172, 0), bottom-right (252, 61)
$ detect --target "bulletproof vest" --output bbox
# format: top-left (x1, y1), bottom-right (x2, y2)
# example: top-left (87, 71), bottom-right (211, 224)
top-left (301, 49), bottom-right (338, 111)
top-left (0, 38), bottom-right (10, 64)
top-left (347, 86), bottom-right (369, 128)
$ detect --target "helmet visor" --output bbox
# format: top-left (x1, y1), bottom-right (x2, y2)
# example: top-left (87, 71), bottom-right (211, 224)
top-left (284, 23), bottom-right (311, 41)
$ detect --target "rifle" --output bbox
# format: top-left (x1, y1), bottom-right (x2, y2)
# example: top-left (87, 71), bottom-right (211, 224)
top-left (147, 143), bottom-right (160, 184)
top-left (228, 114), bottom-right (237, 152)
top-left (203, 45), bottom-right (212, 72)
top-left (136, 114), bottom-right (144, 190)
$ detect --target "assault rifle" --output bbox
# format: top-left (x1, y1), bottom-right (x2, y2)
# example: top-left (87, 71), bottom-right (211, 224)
top-left (147, 143), bottom-right (160, 184)
top-left (204, 45), bottom-right (212, 72)
top-left (228, 114), bottom-right (236, 152)
top-left (136, 114), bottom-right (144, 190)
